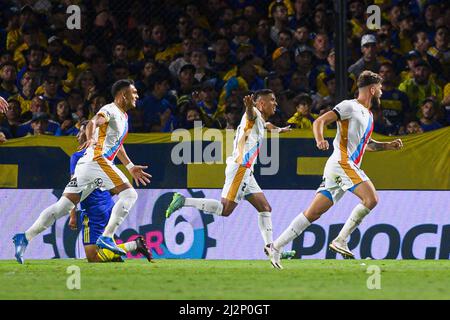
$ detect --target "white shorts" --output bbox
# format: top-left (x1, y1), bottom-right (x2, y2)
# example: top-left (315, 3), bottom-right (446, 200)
top-left (221, 163), bottom-right (262, 203)
top-left (316, 159), bottom-right (369, 204)
top-left (63, 158), bottom-right (129, 201)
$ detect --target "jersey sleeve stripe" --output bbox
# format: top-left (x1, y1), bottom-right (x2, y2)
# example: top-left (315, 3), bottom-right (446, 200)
top-left (332, 109), bottom-right (341, 120)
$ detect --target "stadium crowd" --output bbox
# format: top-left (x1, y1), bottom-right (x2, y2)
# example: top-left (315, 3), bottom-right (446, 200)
top-left (0, 0), bottom-right (449, 143)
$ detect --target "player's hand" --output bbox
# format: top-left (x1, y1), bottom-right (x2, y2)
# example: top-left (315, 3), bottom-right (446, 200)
top-left (278, 125), bottom-right (291, 133)
top-left (243, 94), bottom-right (255, 109)
top-left (69, 215), bottom-right (77, 230)
top-left (388, 139), bottom-right (403, 150)
top-left (316, 139), bottom-right (329, 150)
top-left (129, 165), bottom-right (152, 187)
top-left (0, 96), bottom-right (9, 114)
top-left (78, 138), bottom-right (96, 150)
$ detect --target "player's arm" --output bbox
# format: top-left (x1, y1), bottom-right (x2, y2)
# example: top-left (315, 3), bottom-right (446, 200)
top-left (313, 110), bottom-right (338, 150)
top-left (265, 122), bottom-right (291, 133)
top-left (78, 114), bottom-right (107, 150)
top-left (117, 145), bottom-right (152, 187)
top-left (243, 94), bottom-right (257, 121)
top-left (366, 138), bottom-right (403, 151)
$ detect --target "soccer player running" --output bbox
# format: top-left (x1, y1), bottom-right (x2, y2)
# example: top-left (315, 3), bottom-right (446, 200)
top-left (166, 89), bottom-right (295, 258)
top-left (266, 71), bottom-right (403, 269)
top-left (13, 79), bottom-right (152, 264)
top-left (67, 120), bottom-right (152, 263)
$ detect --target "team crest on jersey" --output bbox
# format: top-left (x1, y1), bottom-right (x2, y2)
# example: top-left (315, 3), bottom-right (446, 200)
top-left (67, 177), bottom-right (78, 188)
top-left (94, 178), bottom-right (103, 187)
top-left (334, 176), bottom-right (342, 185)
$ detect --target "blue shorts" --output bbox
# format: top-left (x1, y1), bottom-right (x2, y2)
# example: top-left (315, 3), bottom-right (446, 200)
top-left (80, 208), bottom-right (113, 245)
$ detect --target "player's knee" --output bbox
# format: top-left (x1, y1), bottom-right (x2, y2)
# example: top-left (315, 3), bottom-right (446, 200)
top-left (119, 188), bottom-right (138, 206)
top-left (222, 206), bottom-right (234, 217)
top-left (261, 204), bottom-right (271, 212)
top-left (363, 195), bottom-right (378, 209)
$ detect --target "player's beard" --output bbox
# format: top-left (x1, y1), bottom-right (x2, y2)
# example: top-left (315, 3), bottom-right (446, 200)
top-left (370, 96), bottom-right (380, 110)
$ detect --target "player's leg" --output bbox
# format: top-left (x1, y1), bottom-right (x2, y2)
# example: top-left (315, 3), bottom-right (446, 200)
top-left (329, 165), bottom-right (375, 259)
top-left (246, 192), bottom-right (296, 260)
top-left (334, 180), bottom-right (378, 244)
top-left (12, 191), bottom-right (81, 264)
top-left (267, 193), bottom-right (334, 269)
top-left (165, 164), bottom-right (247, 218)
top-left (97, 182), bottom-right (137, 255)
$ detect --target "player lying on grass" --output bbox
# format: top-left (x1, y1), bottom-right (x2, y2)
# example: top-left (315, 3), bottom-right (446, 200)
top-left (266, 71), bottom-right (403, 269)
top-left (67, 120), bottom-right (152, 263)
top-left (166, 89), bottom-right (295, 259)
top-left (13, 80), bottom-right (151, 264)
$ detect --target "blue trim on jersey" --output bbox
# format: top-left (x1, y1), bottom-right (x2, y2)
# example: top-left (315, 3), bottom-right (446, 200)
top-left (70, 150), bottom-right (85, 175)
top-left (319, 190), bottom-right (333, 202)
top-left (103, 120), bottom-right (128, 159)
top-left (350, 115), bottom-right (373, 163)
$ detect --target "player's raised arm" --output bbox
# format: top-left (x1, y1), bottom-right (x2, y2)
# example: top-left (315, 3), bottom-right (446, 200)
top-left (366, 138), bottom-right (403, 151)
top-left (78, 114), bottom-right (107, 150)
top-left (313, 110), bottom-right (338, 150)
top-left (243, 94), bottom-right (257, 121)
top-left (116, 145), bottom-right (152, 187)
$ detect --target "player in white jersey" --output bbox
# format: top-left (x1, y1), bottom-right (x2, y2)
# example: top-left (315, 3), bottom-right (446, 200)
top-left (13, 79), bottom-right (152, 264)
top-left (266, 71), bottom-right (403, 269)
top-left (165, 89), bottom-right (294, 257)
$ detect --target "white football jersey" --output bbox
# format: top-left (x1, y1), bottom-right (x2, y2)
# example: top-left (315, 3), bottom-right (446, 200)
top-left (330, 99), bottom-right (374, 167)
top-left (80, 103), bottom-right (129, 163)
top-left (228, 107), bottom-right (266, 170)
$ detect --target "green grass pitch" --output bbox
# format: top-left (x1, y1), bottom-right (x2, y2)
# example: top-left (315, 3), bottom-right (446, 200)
top-left (0, 259), bottom-right (449, 299)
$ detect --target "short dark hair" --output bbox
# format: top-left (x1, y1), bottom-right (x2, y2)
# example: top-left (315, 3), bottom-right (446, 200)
top-left (148, 71), bottom-right (169, 91)
top-left (293, 93), bottom-right (312, 107)
top-left (254, 89), bottom-right (274, 100)
top-left (357, 70), bottom-right (383, 88)
top-left (111, 79), bottom-right (134, 97)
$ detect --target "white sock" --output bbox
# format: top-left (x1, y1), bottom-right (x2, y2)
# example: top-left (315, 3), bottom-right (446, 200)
top-left (337, 203), bottom-right (371, 242)
top-left (123, 241), bottom-right (138, 252)
top-left (273, 212), bottom-right (311, 251)
top-left (258, 211), bottom-right (273, 245)
top-left (25, 196), bottom-right (75, 241)
top-left (184, 198), bottom-right (223, 215)
top-left (103, 188), bottom-right (138, 238)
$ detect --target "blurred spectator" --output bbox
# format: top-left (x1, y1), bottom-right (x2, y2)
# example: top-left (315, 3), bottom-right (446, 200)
top-left (17, 45), bottom-right (45, 85)
top-left (271, 47), bottom-right (292, 88)
top-left (392, 13), bottom-right (415, 54)
top-left (223, 102), bottom-right (243, 129)
top-left (190, 49), bottom-right (216, 82)
top-left (17, 112), bottom-right (60, 137)
top-left (21, 95), bottom-right (48, 122)
top-left (53, 100), bottom-right (77, 136)
top-left (348, 0), bottom-right (367, 40)
top-left (251, 18), bottom-right (277, 66)
top-left (137, 72), bottom-right (173, 132)
top-left (176, 64), bottom-right (198, 96)
top-left (270, 3), bottom-right (292, 44)
top-left (192, 81), bottom-right (220, 127)
top-left (180, 103), bottom-right (203, 130)
top-left (287, 94), bottom-right (317, 129)
top-left (349, 34), bottom-right (380, 78)
top-left (418, 98), bottom-right (443, 132)
top-left (398, 60), bottom-right (443, 114)
top-left (405, 121), bottom-right (424, 134)
top-left (169, 38), bottom-right (194, 78)
top-left (209, 36), bottom-right (235, 78)
top-left (372, 105), bottom-right (397, 136)
top-left (379, 62), bottom-right (410, 128)
top-left (411, 30), bottom-right (441, 75)
top-left (427, 26), bottom-right (449, 81)
top-left (289, 0), bottom-right (311, 30)
top-left (0, 62), bottom-right (19, 99)
top-left (3, 99), bottom-right (21, 137)
top-left (312, 32), bottom-right (330, 68)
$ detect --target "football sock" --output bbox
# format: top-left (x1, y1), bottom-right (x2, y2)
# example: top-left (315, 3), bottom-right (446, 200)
top-left (337, 204), bottom-right (371, 241)
top-left (258, 211), bottom-right (273, 245)
top-left (121, 241), bottom-right (137, 252)
top-left (103, 188), bottom-right (138, 238)
top-left (273, 212), bottom-right (311, 251)
top-left (25, 196), bottom-right (75, 241)
top-left (184, 198), bottom-right (223, 215)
